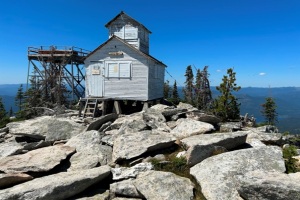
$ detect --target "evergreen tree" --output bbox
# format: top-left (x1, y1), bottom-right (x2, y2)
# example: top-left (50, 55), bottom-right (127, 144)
top-left (25, 75), bottom-right (43, 108)
top-left (0, 97), bottom-right (6, 120)
top-left (194, 66), bottom-right (212, 110)
top-left (0, 97), bottom-right (9, 128)
top-left (15, 84), bottom-right (24, 112)
top-left (164, 80), bottom-right (171, 99)
top-left (261, 97), bottom-right (278, 125)
top-left (9, 107), bottom-right (13, 117)
top-left (171, 80), bottom-right (180, 105)
top-left (194, 69), bottom-right (202, 109)
top-left (213, 68), bottom-right (241, 121)
top-left (22, 74), bottom-right (43, 119)
top-left (183, 65), bottom-right (194, 105)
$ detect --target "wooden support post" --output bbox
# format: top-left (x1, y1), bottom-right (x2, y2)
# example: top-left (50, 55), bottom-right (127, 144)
top-left (159, 98), bottom-right (164, 104)
top-left (78, 100), bottom-right (84, 117)
top-left (142, 101), bottom-right (149, 111)
top-left (113, 100), bottom-right (122, 114)
top-left (102, 100), bottom-right (107, 116)
top-left (155, 98), bottom-right (161, 105)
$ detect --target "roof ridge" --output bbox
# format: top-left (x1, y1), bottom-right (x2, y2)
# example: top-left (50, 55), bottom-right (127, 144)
top-left (104, 11), bottom-right (152, 34)
top-left (85, 35), bottom-right (166, 67)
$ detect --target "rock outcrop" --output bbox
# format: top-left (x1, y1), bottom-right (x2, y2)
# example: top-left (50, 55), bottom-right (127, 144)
top-left (0, 166), bottom-right (111, 200)
top-left (0, 141), bottom-right (24, 158)
top-left (181, 131), bottom-right (248, 166)
top-left (0, 173), bottom-right (33, 188)
top-left (65, 130), bottom-right (112, 170)
top-left (170, 118), bottom-right (214, 139)
top-left (237, 171), bottom-right (300, 200)
top-left (246, 126), bottom-right (283, 145)
top-left (86, 113), bottom-right (118, 131)
top-left (7, 116), bottom-right (85, 141)
top-left (110, 179), bottom-right (141, 199)
top-left (190, 146), bottom-right (286, 200)
top-left (111, 162), bottom-right (153, 180)
top-left (112, 130), bottom-right (176, 162)
top-left (0, 145), bottom-right (75, 173)
top-left (181, 131), bottom-right (248, 149)
top-left (0, 103), bottom-right (295, 200)
top-left (110, 170), bottom-right (194, 200)
top-left (133, 170), bottom-right (194, 200)
top-left (186, 110), bottom-right (221, 125)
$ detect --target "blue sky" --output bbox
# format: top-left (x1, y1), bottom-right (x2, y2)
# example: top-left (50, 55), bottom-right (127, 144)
top-left (0, 0), bottom-right (300, 87)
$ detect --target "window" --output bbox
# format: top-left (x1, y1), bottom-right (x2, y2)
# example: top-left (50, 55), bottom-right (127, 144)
top-left (108, 63), bottom-right (119, 77)
top-left (120, 63), bottom-right (131, 77)
top-left (106, 61), bottom-right (131, 78)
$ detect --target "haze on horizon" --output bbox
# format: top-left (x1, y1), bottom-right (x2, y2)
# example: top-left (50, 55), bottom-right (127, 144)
top-left (0, 0), bottom-right (299, 88)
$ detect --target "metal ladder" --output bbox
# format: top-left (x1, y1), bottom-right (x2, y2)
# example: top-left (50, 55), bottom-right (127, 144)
top-left (83, 98), bottom-right (98, 118)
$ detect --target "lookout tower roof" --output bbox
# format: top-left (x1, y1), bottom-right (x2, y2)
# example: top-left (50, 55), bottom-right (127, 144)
top-left (105, 11), bottom-right (152, 34)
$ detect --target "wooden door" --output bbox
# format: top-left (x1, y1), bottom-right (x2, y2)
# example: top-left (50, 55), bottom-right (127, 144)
top-left (88, 61), bottom-right (104, 97)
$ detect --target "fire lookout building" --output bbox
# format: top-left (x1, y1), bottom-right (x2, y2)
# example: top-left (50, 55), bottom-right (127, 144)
top-left (82, 11), bottom-right (167, 116)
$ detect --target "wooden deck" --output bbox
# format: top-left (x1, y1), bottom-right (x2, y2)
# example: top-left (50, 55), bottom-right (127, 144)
top-left (28, 46), bottom-right (90, 64)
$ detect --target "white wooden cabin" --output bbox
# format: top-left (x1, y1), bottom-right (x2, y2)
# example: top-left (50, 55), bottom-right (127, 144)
top-left (84, 11), bottom-right (166, 102)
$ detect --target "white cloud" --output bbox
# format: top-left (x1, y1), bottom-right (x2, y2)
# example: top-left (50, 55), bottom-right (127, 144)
top-left (216, 69), bottom-right (221, 72)
top-left (259, 72), bottom-right (266, 76)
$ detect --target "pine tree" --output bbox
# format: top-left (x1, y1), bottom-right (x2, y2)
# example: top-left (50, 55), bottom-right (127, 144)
top-left (194, 68), bottom-right (202, 109)
top-left (213, 68), bottom-right (241, 121)
top-left (261, 97), bottom-right (278, 125)
top-left (0, 97), bottom-right (6, 120)
top-left (25, 74), bottom-right (43, 108)
top-left (9, 107), bottom-right (13, 117)
top-left (22, 74), bottom-right (44, 119)
top-left (183, 65), bottom-right (194, 105)
top-left (164, 80), bottom-right (171, 99)
top-left (15, 84), bottom-right (24, 112)
top-left (0, 97), bottom-right (9, 128)
top-left (171, 80), bottom-right (180, 105)
top-left (194, 66), bottom-right (212, 110)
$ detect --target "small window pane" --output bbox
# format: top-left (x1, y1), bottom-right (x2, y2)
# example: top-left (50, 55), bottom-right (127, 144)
top-left (108, 63), bottom-right (119, 77)
top-left (120, 63), bottom-right (131, 78)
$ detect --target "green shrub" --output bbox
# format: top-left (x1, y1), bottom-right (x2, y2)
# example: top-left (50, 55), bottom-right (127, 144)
top-left (0, 116), bottom-right (10, 129)
top-left (283, 145), bottom-right (299, 173)
top-left (283, 131), bottom-right (290, 136)
top-left (150, 156), bottom-right (189, 178)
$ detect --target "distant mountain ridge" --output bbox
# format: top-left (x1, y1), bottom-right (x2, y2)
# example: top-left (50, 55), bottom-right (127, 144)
top-left (177, 86), bottom-right (300, 134)
top-left (0, 84), bottom-right (27, 96)
top-left (1, 84), bottom-right (300, 134)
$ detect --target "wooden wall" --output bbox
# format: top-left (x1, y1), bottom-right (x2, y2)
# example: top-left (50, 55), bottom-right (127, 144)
top-left (107, 16), bottom-right (150, 54)
top-left (148, 63), bottom-right (165, 100)
top-left (85, 37), bottom-right (167, 101)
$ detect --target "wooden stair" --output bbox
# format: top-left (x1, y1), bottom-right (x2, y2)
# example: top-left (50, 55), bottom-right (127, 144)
top-left (82, 98), bottom-right (99, 118)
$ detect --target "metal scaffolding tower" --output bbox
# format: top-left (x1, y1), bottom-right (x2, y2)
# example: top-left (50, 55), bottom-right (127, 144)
top-left (27, 46), bottom-right (90, 102)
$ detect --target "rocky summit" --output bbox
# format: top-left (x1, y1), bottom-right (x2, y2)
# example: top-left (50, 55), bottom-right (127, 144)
top-left (0, 103), bottom-right (297, 200)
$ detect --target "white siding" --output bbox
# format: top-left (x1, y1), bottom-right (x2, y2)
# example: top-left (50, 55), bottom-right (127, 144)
top-left (104, 78), bottom-right (148, 100)
top-left (107, 17), bottom-right (149, 54)
top-left (85, 38), bottom-right (152, 101)
top-left (148, 62), bottom-right (165, 100)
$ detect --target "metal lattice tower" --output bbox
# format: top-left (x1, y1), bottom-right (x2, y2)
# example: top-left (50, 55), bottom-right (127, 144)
top-left (27, 46), bottom-right (90, 103)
